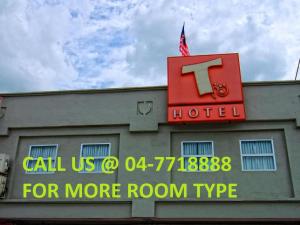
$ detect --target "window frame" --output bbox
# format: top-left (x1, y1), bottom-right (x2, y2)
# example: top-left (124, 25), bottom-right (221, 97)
top-left (79, 142), bottom-right (111, 173)
top-left (26, 144), bottom-right (59, 174)
top-left (181, 140), bottom-right (214, 172)
top-left (240, 139), bottom-right (277, 172)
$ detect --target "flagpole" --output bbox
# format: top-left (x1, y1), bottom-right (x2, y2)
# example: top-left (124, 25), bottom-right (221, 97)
top-left (295, 58), bottom-right (300, 80)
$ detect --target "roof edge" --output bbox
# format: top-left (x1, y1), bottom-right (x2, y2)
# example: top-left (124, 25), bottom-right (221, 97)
top-left (0, 80), bottom-right (300, 97)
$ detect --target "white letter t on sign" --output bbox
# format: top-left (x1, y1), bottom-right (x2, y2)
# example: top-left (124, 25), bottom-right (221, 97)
top-left (182, 58), bottom-right (222, 96)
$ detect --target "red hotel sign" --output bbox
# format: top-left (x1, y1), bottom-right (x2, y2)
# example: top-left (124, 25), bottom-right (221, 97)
top-left (167, 53), bottom-right (246, 123)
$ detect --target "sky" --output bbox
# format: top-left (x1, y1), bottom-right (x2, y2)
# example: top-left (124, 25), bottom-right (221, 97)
top-left (0, 0), bottom-right (299, 93)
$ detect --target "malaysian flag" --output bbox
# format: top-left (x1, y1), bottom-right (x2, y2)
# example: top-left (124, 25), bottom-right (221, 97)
top-left (179, 24), bottom-right (190, 56)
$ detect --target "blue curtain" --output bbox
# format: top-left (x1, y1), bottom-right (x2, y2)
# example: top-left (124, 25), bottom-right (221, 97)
top-left (183, 142), bottom-right (212, 155)
top-left (241, 140), bottom-right (275, 170)
top-left (82, 144), bottom-right (109, 172)
top-left (28, 145), bottom-right (57, 173)
top-left (183, 143), bottom-right (198, 155)
top-left (198, 142), bottom-right (213, 155)
top-left (183, 142), bottom-right (213, 171)
top-left (30, 146), bottom-right (56, 158)
top-left (94, 159), bottom-right (103, 172)
top-left (241, 141), bottom-right (273, 154)
top-left (27, 158), bottom-right (54, 173)
top-left (82, 144), bottom-right (109, 157)
top-left (242, 156), bottom-right (275, 170)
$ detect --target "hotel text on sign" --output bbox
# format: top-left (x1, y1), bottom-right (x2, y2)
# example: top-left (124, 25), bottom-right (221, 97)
top-left (167, 53), bottom-right (246, 123)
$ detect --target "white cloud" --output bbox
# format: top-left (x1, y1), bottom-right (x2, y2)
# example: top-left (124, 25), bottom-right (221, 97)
top-left (0, 0), bottom-right (299, 93)
top-left (0, 0), bottom-right (78, 92)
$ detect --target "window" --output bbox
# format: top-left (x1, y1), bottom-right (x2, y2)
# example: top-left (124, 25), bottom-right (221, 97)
top-left (80, 143), bottom-right (110, 173)
top-left (240, 139), bottom-right (276, 171)
top-left (181, 141), bottom-right (214, 172)
top-left (27, 144), bottom-right (58, 174)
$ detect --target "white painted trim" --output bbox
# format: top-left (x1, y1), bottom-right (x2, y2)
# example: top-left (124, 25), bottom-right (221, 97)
top-left (26, 144), bottom-right (59, 175)
top-left (239, 139), bottom-right (277, 172)
top-left (79, 143), bottom-right (111, 173)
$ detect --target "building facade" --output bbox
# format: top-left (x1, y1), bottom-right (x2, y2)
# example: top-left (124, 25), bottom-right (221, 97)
top-left (0, 80), bottom-right (300, 224)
